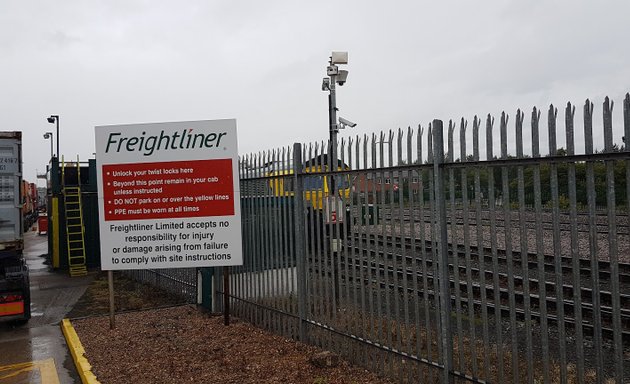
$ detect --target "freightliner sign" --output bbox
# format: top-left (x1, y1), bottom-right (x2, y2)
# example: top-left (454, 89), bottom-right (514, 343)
top-left (95, 120), bottom-right (242, 270)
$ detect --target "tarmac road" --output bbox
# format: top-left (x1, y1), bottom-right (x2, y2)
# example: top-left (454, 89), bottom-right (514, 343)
top-left (0, 228), bottom-right (93, 383)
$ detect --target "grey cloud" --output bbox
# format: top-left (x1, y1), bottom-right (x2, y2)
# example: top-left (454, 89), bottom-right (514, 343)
top-left (1, 0), bottom-right (629, 182)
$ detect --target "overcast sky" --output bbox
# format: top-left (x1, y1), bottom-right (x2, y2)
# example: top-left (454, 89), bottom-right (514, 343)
top-left (2, 1), bottom-right (629, 183)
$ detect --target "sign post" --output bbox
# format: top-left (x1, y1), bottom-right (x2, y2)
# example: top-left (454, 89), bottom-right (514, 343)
top-left (95, 120), bottom-right (242, 327)
top-left (108, 270), bottom-right (114, 329)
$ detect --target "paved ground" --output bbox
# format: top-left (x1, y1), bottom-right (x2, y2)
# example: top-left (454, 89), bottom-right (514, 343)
top-left (0, 228), bottom-right (94, 383)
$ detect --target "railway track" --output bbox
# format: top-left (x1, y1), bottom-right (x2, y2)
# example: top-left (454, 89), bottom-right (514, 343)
top-left (378, 209), bottom-right (630, 236)
top-left (349, 233), bottom-right (630, 285)
top-left (308, 233), bottom-right (630, 342)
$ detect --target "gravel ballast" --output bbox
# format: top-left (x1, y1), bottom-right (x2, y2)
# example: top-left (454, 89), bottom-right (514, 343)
top-left (72, 305), bottom-right (393, 384)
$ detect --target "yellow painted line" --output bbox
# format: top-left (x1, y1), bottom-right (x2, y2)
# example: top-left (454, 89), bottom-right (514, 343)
top-left (0, 358), bottom-right (60, 383)
top-left (61, 318), bottom-right (101, 384)
top-left (0, 361), bottom-right (34, 380)
top-left (39, 359), bottom-right (61, 384)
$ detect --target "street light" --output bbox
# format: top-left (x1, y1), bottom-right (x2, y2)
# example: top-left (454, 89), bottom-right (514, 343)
top-left (47, 115), bottom-right (59, 159)
top-left (43, 132), bottom-right (53, 158)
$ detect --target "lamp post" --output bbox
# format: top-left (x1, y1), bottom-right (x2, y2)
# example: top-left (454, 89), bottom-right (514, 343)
top-left (43, 132), bottom-right (53, 159)
top-left (47, 115), bottom-right (59, 159)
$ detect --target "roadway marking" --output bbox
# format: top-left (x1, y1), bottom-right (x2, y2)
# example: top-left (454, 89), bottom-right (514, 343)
top-left (0, 358), bottom-right (60, 384)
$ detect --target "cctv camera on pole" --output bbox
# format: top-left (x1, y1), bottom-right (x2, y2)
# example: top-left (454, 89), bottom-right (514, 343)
top-left (321, 51), bottom-right (354, 255)
top-left (323, 52), bottom-right (349, 166)
top-left (338, 117), bottom-right (357, 129)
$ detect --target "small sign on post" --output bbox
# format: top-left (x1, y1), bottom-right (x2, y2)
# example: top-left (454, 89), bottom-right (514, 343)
top-left (95, 119), bottom-right (243, 327)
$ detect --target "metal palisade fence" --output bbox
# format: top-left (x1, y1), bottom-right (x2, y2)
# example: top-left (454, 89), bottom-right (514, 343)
top-left (226, 94), bottom-right (630, 384)
top-left (124, 268), bottom-right (197, 303)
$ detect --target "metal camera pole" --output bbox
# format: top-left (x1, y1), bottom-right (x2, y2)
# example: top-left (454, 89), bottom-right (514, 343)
top-left (328, 60), bottom-right (338, 194)
top-left (324, 51), bottom-right (349, 194)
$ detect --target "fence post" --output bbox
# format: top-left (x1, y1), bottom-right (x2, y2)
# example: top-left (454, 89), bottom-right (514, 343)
top-left (199, 267), bottom-right (213, 310)
top-left (432, 119), bottom-right (453, 383)
top-left (213, 266), bottom-right (223, 313)
top-left (293, 143), bottom-right (308, 342)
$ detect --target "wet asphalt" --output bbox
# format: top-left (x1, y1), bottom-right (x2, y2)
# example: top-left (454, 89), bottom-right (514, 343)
top-left (0, 228), bottom-right (94, 383)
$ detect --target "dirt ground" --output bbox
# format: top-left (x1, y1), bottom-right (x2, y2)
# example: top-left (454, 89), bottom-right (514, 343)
top-left (70, 273), bottom-right (393, 384)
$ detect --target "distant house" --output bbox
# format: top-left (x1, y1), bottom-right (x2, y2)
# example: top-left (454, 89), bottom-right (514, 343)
top-left (353, 170), bottom-right (422, 202)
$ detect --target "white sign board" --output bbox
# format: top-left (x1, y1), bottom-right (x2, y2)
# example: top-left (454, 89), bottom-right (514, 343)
top-left (95, 119), bottom-right (242, 270)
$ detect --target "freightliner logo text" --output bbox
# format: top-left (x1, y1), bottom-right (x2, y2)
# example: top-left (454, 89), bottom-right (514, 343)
top-left (106, 129), bottom-right (227, 156)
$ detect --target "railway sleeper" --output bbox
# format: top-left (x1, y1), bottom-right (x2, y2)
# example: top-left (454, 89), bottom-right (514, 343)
top-left (308, 260), bottom-right (630, 339)
top-left (346, 241), bottom-right (630, 294)
top-left (350, 233), bottom-right (630, 283)
top-left (319, 265), bottom-right (630, 344)
top-left (347, 261), bottom-right (630, 330)
top-left (338, 248), bottom-right (629, 309)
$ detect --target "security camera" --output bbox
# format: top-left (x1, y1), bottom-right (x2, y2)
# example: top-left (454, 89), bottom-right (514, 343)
top-left (336, 70), bottom-right (348, 86)
top-left (339, 117), bottom-right (357, 128)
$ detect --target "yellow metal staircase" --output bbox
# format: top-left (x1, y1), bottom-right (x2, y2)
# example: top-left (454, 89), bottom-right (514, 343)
top-left (62, 156), bottom-right (88, 277)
